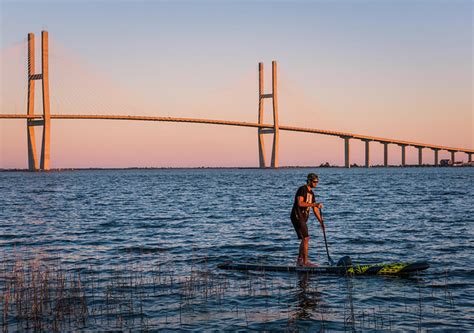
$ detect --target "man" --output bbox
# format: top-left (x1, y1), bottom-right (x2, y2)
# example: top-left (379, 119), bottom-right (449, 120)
top-left (290, 173), bottom-right (324, 267)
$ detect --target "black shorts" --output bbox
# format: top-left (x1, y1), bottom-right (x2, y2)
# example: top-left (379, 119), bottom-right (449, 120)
top-left (291, 216), bottom-right (309, 240)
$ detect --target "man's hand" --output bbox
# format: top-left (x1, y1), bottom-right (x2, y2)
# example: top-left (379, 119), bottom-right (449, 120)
top-left (313, 203), bottom-right (323, 209)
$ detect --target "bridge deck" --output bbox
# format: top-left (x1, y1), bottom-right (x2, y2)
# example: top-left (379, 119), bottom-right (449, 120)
top-left (1, 114), bottom-right (472, 154)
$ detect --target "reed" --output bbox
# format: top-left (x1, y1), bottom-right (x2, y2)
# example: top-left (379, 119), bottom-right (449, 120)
top-left (0, 255), bottom-right (233, 331)
top-left (0, 255), bottom-right (458, 331)
top-left (1, 258), bottom-right (87, 332)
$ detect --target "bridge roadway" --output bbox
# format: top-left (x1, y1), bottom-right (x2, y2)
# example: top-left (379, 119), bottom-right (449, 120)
top-left (2, 113), bottom-right (473, 154)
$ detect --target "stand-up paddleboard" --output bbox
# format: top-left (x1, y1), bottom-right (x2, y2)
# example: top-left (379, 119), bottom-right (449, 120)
top-left (217, 260), bottom-right (429, 276)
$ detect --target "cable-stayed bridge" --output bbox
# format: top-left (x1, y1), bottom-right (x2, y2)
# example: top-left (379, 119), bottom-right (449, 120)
top-left (1, 31), bottom-right (473, 171)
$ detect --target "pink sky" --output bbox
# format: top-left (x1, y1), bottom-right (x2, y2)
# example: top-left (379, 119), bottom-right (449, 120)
top-left (1, 1), bottom-right (472, 168)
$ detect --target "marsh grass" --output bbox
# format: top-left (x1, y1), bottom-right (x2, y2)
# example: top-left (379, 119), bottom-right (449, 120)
top-left (0, 256), bottom-right (457, 331)
top-left (0, 255), bottom-right (233, 331)
top-left (1, 258), bottom-right (87, 332)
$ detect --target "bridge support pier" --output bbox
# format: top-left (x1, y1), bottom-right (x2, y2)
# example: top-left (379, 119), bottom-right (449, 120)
top-left (364, 140), bottom-right (370, 168)
top-left (468, 153), bottom-right (472, 163)
top-left (343, 137), bottom-right (350, 168)
top-left (418, 147), bottom-right (423, 166)
top-left (433, 148), bottom-right (440, 166)
top-left (257, 61), bottom-right (279, 168)
top-left (400, 145), bottom-right (406, 167)
top-left (383, 143), bottom-right (389, 167)
top-left (26, 31), bottom-right (50, 171)
top-left (27, 33), bottom-right (38, 171)
top-left (450, 151), bottom-right (456, 164)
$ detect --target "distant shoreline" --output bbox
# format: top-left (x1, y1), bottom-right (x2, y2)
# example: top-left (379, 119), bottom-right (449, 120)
top-left (1, 164), bottom-right (472, 172)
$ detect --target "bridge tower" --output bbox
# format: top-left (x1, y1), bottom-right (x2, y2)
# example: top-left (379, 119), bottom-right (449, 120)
top-left (257, 61), bottom-right (279, 168)
top-left (26, 31), bottom-right (51, 171)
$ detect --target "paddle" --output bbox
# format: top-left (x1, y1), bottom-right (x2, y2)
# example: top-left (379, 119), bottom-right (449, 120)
top-left (319, 209), bottom-right (336, 266)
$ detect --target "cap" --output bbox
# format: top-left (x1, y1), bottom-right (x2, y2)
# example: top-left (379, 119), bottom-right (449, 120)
top-left (307, 173), bottom-right (319, 181)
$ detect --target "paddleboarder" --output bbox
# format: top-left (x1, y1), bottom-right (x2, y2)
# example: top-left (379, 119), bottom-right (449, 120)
top-left (291, 173), bottom-right (324, 267)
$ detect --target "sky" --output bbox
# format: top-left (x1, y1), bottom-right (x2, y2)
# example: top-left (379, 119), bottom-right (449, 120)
top-left (0, 0), bottom-right (472, 168)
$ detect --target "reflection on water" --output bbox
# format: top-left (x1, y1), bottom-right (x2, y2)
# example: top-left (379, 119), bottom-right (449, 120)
top-left (293, 273), bottom-right (321, 321)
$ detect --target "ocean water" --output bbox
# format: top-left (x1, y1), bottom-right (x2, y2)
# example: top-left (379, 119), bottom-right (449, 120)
top-left (1, 167), bottom-right (473, 331)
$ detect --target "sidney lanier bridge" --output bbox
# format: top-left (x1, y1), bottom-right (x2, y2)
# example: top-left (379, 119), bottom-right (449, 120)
top-left (1, 31), bottom-right (473, 171)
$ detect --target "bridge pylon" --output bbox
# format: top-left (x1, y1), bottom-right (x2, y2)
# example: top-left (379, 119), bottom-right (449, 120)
top-left (26, 31), bottom-right (51, 171)
top-left (257, 61), bottom-right (279, 168)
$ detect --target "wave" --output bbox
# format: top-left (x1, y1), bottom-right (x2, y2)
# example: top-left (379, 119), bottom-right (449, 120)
top-left (119, 246), bottom-right (168, 254)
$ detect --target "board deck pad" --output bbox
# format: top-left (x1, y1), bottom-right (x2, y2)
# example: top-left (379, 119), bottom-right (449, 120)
top-left (217, 261), bottom-right (429, 276)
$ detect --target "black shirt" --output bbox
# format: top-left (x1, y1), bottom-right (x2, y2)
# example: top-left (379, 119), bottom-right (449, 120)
top-left (291, 185), bottom-right (315, 223)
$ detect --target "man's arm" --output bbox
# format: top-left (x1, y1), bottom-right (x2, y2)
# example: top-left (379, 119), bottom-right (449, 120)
top-left (313, 206), bottom-right (324, 224)
top-left (297, 196), bottom-right (322, 209)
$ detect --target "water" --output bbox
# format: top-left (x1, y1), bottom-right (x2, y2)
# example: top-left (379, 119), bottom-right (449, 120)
top-left (1, 168), bottom-right (473, 331)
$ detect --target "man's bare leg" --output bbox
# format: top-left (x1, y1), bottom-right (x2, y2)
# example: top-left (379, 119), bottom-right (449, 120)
top-left (303, 237), bottom-right (318, 267)
top-left (297, 239), bottom-right (305, 266)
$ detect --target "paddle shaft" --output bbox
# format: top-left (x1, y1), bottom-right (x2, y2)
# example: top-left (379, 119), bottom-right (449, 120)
top-left (319, 209), bottom-right (335, 265)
